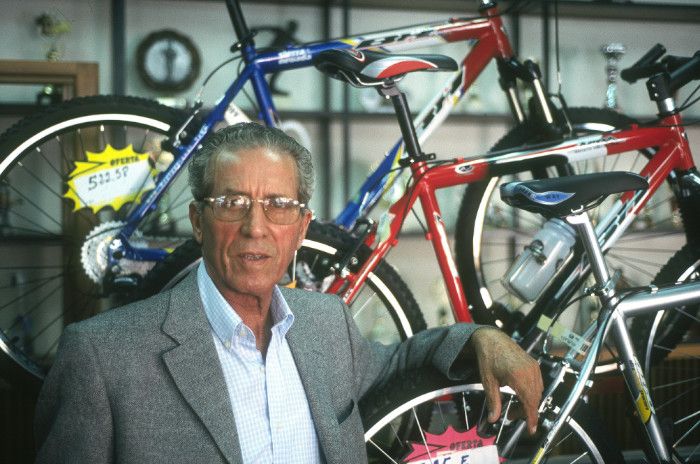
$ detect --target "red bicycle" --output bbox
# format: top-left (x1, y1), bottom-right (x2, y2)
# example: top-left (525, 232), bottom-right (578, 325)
top-left (310, 44), bottom-right (700, 376)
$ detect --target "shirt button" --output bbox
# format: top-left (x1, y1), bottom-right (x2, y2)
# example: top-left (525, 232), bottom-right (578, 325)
top-left (224, 341), bottom-right (231, 349)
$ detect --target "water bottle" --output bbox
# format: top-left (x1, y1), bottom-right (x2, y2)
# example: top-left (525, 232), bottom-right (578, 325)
top-left (502, 218), bottom-right (576, 303)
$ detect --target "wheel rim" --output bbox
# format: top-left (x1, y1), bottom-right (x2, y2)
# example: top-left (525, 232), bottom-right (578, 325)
top-left (364, 383), bottom-right (609, 463)
top-left (298, 236), bottom-right (418, 343)
top-left (644, 256), bottom-right (700, 461)
top-left (0, 112), bottom-right (192, 379)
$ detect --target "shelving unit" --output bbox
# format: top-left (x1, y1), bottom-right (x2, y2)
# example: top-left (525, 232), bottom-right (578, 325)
top-left (0, 2), bottom-right (698, 462)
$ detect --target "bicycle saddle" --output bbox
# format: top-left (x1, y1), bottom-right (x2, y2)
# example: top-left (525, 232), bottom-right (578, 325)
top-left (313, 49), bottom-right (457, 86)
top-left (500, 171), bottom-right (649, 218)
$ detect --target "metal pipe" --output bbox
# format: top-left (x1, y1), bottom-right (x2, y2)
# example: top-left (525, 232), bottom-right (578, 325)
top-left (567, 213), bottom-right (611, 289)
top-left (617, 281), bottom-right (700, 318)
top-left (111, 0), bottom-right (125, 95)
top-left (610, 315), bottom-right (672, 463)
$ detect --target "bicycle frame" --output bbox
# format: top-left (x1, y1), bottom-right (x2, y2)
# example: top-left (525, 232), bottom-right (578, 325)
top-left (112, 0), bottom-right (521, 264)
top-left (530, 209), bottom-right (700, 464)
top-left (336, 111), bottom-right (697, 324)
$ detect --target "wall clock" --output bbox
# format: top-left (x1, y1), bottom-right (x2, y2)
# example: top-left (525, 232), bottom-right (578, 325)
top-left (136, 29), bottom-right (201, 93)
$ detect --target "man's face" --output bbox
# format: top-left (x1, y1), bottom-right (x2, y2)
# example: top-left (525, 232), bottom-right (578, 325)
top-left (189, 147), bottom-right (311, 301)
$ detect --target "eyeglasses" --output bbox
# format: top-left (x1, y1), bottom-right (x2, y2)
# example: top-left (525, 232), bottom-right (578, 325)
top-left (201, 194), bottom-right (306, 225)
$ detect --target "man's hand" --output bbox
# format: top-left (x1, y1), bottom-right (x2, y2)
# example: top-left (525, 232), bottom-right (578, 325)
top-left (468, 327), bottom-right (543, 434)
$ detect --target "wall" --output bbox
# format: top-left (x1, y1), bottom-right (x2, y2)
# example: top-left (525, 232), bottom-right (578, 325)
top-left (1, 0), bottom-right (699, 328)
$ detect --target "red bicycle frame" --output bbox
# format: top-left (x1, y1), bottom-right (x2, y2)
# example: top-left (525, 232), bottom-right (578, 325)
top-left (336, 112), bottom-right (696, 324)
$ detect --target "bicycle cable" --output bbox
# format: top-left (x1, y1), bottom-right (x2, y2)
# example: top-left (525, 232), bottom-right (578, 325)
top-left (444, 0), bottom-right (533, 27)
top-left (678, 82), bottom-right (700, 112)
top-left (554, 0), bottom-right (563, 98)
top-left (239, 59), bottom-right (262, 117)
top-left (499, 0), bottom-right (535, 18)
top-left (194, 54), bottom-right (243, 103)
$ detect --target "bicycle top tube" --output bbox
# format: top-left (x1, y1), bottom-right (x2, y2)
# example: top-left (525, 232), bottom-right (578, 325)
top-left (252, 13), bottom-right (512, 72)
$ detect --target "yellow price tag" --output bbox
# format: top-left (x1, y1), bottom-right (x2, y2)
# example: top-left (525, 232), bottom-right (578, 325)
top-left (64, 145), bottom-right (157, 213)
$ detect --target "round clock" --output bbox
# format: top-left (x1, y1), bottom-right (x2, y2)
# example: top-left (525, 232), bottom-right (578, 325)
top-left (136, 29), bottom-right (201, 93)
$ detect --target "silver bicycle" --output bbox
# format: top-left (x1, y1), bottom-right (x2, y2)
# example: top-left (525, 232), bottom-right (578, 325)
top-left (361, 171), bottom-right (700, 463)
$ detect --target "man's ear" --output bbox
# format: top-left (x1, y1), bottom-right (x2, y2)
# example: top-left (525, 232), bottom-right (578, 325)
top-left (189, 202), bottom-right (203, 244)
top-left (296, 209), bottom-right (312, 249)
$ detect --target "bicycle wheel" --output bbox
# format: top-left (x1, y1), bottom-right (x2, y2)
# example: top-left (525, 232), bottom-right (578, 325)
top-left (0, 96), bottom-right (193, 383)
top-left (141, 220), bottom-right (426, 344)
top-left (633, 243), bottom-right (700, 372)
top-left (456, 108), bottom-right (696, 355)
top-left (361, 367), bottom-right (623, 463)
top-left (630, 244), bottom-right (700, 463)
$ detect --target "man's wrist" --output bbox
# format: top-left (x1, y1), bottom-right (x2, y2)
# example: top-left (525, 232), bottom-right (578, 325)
top-left (462, 325), bottom-right (501, 360)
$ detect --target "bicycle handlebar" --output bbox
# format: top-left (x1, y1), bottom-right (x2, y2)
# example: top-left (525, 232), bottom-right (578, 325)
top-left (620, 43), bottom-right (665, 83)
top-left (621, 44), bottom-right (700, 92)
top-left (669, 50), bottom-right (700, 93)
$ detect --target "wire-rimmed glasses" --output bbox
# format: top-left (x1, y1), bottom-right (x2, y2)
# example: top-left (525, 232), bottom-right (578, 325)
top-left (201, 194), bottom-right (306, 225)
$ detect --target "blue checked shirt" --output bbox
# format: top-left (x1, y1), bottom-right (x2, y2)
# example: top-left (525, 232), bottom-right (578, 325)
top-left (197, 263), bottom-right (322, 463)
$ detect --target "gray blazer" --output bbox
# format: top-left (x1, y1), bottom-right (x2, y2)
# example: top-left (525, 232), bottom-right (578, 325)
top-left (35, 271), bottom-right (479, 463)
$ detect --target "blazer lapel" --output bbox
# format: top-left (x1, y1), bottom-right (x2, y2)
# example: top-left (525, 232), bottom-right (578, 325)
top-left (284, 289), bottom-right (342, 464)
top-left (160, 271), bottom-right (242, 464)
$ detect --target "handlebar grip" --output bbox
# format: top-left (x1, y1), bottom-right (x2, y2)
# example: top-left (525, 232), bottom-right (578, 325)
top-left (670, 50), bottom-right (700, 93)
top-left (621, 43), bottom-right (666, 83)
top-left (635, 43), bottom-right (667, 67)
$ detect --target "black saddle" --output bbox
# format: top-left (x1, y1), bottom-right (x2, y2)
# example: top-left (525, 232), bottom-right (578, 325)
top-left (313, 49), bottom-right (457, 87)
top-left (500, 171), bottom-right (648, 218)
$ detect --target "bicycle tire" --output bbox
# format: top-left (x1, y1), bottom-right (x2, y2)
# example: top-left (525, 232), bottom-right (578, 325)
top-left (455, 108), bottom-right (697, 359)
top-left (633, 243), bottom-right (700, 372)
top-left (141, 220), bottom-right (427, 344)
top-left (360, 366), bottom-right (624, 463)
top-left (0, 96), bottom-right (191, 383)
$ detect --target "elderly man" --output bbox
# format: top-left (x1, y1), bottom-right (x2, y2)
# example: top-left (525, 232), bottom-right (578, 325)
top-left (35, 123), bottom-right (542, 463)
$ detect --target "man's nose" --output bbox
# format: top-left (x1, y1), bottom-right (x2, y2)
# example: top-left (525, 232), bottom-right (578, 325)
top-left (240, 201), bottom-right (267, 237)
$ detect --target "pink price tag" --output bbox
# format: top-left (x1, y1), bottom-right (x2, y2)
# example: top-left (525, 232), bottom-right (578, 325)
top-left (403, 425), bottom-right (501, 464)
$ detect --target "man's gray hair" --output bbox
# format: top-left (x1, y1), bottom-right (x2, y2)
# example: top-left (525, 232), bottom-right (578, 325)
top-left (188, 122), bottom-right (314, 208)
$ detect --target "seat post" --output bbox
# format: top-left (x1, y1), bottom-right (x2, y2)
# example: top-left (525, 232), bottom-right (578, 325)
top-left (378, 84), bottom-right (424, 160)
top-left (225, 0), bottom-right (251, 40)
top-left (565, 211), bottom-right (615, 301)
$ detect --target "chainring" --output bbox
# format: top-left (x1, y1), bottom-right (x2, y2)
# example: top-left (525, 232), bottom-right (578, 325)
top-left (80, 221), bottom-right (153, 284)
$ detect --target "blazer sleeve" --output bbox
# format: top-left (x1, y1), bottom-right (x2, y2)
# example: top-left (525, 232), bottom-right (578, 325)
top-left (337, 297), bottom-right (482, 400)
top-left (34, 324), bottom-right (114, 463)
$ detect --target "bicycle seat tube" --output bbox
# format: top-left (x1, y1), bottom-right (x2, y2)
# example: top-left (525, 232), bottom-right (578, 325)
top-left (225, 0), bottom-right (253, 46)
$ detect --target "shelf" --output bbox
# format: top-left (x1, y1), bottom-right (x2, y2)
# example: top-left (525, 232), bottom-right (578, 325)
top-left (0, 60), bottom-right (98, 100)
top-left (509, 0), bottom-right (700, 23)
top-left (234, 0), bottom-right (700, 23)
top-left (278, 109), bottom-right (513, 123)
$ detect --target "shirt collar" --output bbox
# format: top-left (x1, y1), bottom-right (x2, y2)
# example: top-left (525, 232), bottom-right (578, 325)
top-left (196, 262), bottom-right (295, 346)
